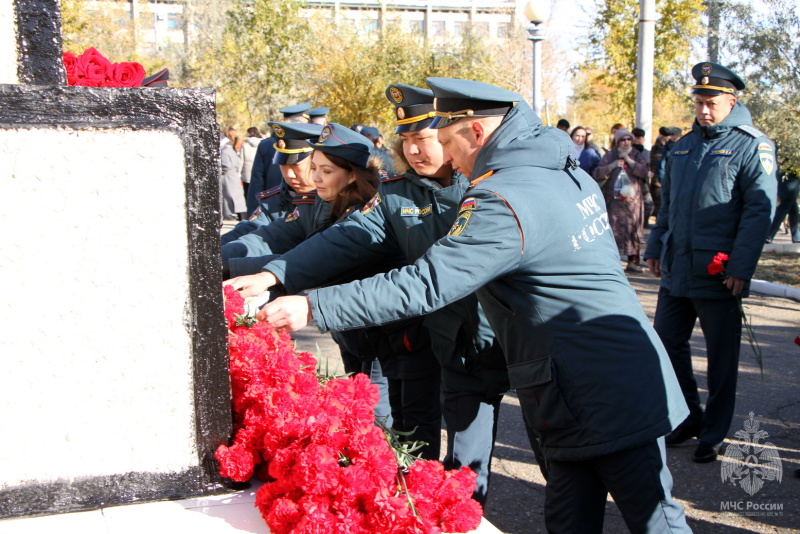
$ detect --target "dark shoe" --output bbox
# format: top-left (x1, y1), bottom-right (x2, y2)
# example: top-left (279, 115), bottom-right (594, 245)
top-left (665, 421), bottom-right (701, 447)
top-left (693, 442), bottom-right (718, 463)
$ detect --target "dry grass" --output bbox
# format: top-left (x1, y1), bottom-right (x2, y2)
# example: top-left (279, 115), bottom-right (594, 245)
top-left (755, 251), bottom-right (800, 288)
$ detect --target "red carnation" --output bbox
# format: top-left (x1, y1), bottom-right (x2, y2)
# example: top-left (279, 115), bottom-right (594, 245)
top-left (707, 252), bottom-right (730, 276)
top-left (795, 336), bottom-right (800, 347)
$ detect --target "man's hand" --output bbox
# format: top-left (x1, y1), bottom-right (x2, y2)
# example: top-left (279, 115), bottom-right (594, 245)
top-left (646, 258), bottom-right (661, 278)
top-left (223, 271), bottom-right (277, 298)
top-left (725, 275), bottom-right (747, 296)
top-left (257, 296), bottom-right (312, 331)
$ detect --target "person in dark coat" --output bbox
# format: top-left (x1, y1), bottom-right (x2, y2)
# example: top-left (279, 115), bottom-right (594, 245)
top-left (570, 125), bottom-right (601, 176)
top-left (766, 168), bottom-right (799, 243)
top-left (246, 103), bottom-right (311, 215)
top-left (221, 121), bottom-right (321, 246)
top-left (256, 78), bottom-right (691, 533)
top-left (644, 62), bottom-right (777, 463)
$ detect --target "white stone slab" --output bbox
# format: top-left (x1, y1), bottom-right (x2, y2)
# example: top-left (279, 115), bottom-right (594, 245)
top-left (0, 509), bottom-right (107, 534)
top-left (0, 128), bottom-right (195, 485)
top-left (0, 0), bottom-right (17, 84)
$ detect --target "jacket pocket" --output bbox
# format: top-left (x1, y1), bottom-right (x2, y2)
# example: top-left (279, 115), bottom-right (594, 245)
top-left (692, 235), bottom-right (734, 277)
top-left (508, 357), bottom-right (580, 434)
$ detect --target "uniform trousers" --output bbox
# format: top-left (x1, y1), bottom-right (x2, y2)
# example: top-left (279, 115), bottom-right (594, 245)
top-left (331, 331), bottom-right (393, 426)
top-left (544, 438), bottom-right (690, 533)
top-left (653, 287), bottom-right (742, 445)
top-left (387, 368), bottom-right (442, 461)
top-left (441, 391), bottom-right (503, 506)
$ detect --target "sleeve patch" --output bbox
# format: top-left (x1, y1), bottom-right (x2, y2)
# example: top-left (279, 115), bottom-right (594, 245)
top-left (248, 207), bottom-right (262, 221)
top-left (448, 211), bottom-right (472, 237)
top-left (757, 142), bottom-right (773, 152)
top-left (360, 193), bottom-right (381, 214)
top-left (759, 152), bottom-right (775, 175)
top-left (285, 208), bottom-right (300, 222)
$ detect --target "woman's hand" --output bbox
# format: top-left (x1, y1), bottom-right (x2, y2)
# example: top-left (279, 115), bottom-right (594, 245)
top-left (223, 271), bottom-right (277, 298)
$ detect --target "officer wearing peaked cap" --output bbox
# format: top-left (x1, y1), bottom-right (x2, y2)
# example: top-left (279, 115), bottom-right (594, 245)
top-left (246, 103), bottom-right (313, 214)
top-left (257, 76), bottom-right (692, 532)
top-left (360, 126), bottom-right (394, 173)
top-left (222, 122), bottom-right (328, 258)
top-left (307, 106), bottom-right (329, 125)
top-left (645, 62), bottom-right (777, 464)
top-left (278, 102), bottom-right (312, 123)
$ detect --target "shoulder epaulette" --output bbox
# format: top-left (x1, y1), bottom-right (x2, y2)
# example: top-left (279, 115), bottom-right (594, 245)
top-left (380, 173), bottom-right (405, 183)
top-left (735, 125), bottom-right (766, 138)
top-left (257, 185), bottom-right (281, 200)
top-left (292, 190), bottom-right (318, 205)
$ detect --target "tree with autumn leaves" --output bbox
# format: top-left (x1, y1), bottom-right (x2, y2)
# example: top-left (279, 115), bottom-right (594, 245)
top-left (573, 0), bottom-right (705, 142)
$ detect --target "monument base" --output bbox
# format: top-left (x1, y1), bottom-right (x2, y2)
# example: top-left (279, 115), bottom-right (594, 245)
top-left (0, 479), bottom-right (504, 534)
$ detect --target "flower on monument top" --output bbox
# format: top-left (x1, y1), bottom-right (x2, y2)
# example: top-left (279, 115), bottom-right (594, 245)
top-left (62, 48), bottom-right (162, 88)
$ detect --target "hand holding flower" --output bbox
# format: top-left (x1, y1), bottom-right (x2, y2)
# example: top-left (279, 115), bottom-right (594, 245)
top-left (223, 271), bottom-right (276, 297)
top-left (257, 295), bottom-right (312, 331)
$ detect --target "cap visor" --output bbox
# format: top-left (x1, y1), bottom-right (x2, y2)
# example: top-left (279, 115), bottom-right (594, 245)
top-left (394, 118), bottom-right (435, 134)
top-left (272, 151), bottom-right (312, 165)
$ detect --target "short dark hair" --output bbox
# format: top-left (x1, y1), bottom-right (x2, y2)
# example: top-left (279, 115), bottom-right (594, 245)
top-left (246, 126), bottom-right (261, 138)
top-left (557, 119), bottom-right (570, 129)
top-left (632, 127), bottom-right (646, 138)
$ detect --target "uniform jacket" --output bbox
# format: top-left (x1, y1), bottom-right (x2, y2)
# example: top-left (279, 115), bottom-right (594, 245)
top-left (221, 191), bottom-right (330, 275)
top-left (265, 170), bottom-right (508, 396)
top-left (305, 102), bottom-right (688, 460)
top-left (221, 181), bottom-right (300, 246)
top-left (245, 135), bottom-right (283, 215)
top-left (644, 102), bottom-right (777, 298)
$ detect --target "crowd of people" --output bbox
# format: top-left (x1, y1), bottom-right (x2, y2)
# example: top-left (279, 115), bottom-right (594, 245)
top-left (217, 61), bottom-right (785, 533)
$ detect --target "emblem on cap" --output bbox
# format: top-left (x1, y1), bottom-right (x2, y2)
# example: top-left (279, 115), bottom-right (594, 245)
top-left (274, 125), bottom-right (285, 137)
top-left (702, 63), bottom-right (712, 75)
top-left (397, 108), bottom-right (405, 119)
top-left (390, 87), bottom-right (403, 104)
top-left (276, 139), bottom-right (285, 149)
top-left (319, 126), bottom-right (331, 142)
top-left (701, 76), bottom-right (709, 85)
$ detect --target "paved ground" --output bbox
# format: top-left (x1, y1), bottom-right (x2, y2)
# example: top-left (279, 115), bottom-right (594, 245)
top-left (281, 225), bottom-right (800, 534)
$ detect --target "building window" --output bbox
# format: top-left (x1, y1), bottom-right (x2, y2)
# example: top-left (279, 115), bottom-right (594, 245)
top-left (432, 20), bottom-right (445, 37)
top-left (472, 21), bottom-right (489, 36)
top-left (497, 22), bottom-right (510, 38)
top-left (453, 21), bottom-right (465, 36)
top-left (409, 19), bottom-right (424, 34)
top-left (364, 18), bottom-right (379, 33)
top-left (167, 13), bottom-right (181, 31)
top-left (140, 12), bottom-right (156, 30)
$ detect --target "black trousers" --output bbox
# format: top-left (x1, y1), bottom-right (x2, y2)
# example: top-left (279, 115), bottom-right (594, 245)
top-left (653, 287), bottom-right (742, 445)
top-left (544, 438), bottom-right (690, 533)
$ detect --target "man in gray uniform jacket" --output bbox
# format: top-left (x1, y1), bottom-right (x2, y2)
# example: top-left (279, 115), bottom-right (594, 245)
top-left (644, 62), bottom-right (776, 463)
top-left (257, 78), bottom-right (692, 533)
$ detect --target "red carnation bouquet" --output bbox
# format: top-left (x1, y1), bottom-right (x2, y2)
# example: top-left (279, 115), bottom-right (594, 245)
top-left (216, 286), bottom-right (483, 534)
top-left (62, 47), bottom-right (168, 88)
top-left (707, 252), bottom-right (763, 373)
